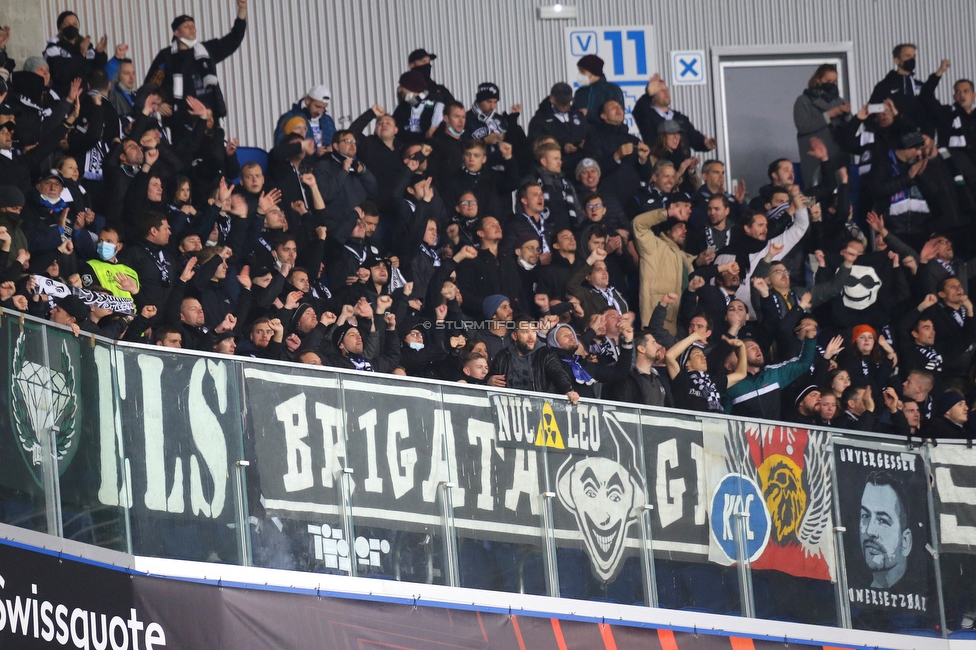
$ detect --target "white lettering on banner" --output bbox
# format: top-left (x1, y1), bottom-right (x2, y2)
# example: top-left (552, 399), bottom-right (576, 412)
top-left (691, 442), bottom-right (706, 525)
top-left (721, 494), bottom-right (755, 541)
top-left (95, 346), bottom-right (131, 509)
top-left (387, 409), bottom-right (416, 500)
top-left (360, 410), bottom-right (384, 493)
top-left (422, 410), bottom-right (466, 505)
top-left (188, 361), bottom-right (227, 518)
top-left (315, 402), bottom-right (345, 489)
top-left (468, 419), bottom-right (496, 511)
top-left (505, 449), bottom-right (540, 515)
top-left (657, 439), bottom-right (685, 528)
top-left (566, 404), bottom-right (601, 452)
top-left (0, 578), bottom-right (166, 649)
top-left (495, 396), bottom-right (535, 444)
top-left (139, 355), bottom-right (184, 513)
top-left (848, 587), bottom-right (927, 612)
top-left (935, 466), bottom-right (976, 546)
top-left (277, 394), bottom-right (314, 493)
top-left (837, 447), bottom-right (916, 472)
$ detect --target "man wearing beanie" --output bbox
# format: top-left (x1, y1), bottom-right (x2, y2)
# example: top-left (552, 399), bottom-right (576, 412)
top-left (407, 48), bottom-right (455, 105)
top-left (923, 390), bottom-right (970, 440)
top-left (572, 54), bottom-right (625, 125)
top-left (145, 0), bottom-right (248, 123)
top-left (787, 385), bottom-right (822, 425)
top-left (473, 294), bottom-right (514, 360)
top-left (324, 304), bottom-right (401, 373)
top-left (273, 84), bottom-right (335, 149)
top-left (464, 82), bottom-right (525, 161)
top-left (50, 295), bottom-right (95, 336)
top-left (0, 186), bottom-right (28, 266)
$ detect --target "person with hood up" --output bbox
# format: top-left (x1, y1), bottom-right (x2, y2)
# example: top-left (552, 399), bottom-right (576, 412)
top-left (546, 321), bottom-right (632, 399)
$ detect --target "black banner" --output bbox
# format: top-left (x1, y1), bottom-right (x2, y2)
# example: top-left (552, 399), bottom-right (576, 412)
top-left (929, 445), bottom-right (976, 555)
top-left (834, 443), bottom-right (935, 614)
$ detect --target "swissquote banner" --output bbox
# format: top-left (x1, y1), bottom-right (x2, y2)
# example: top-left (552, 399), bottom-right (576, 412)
top-left (833, 443), bottom-right (935, 614)
top-left (702, 420), bottom-right (835, 581)
top-left (928, 445), bottom-right (976, 555)
top-left (0, 535), bottom-right (864, 650)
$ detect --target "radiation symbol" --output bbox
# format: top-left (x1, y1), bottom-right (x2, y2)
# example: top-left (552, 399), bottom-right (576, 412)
top-left (534, 402), bottom-right (564, 449)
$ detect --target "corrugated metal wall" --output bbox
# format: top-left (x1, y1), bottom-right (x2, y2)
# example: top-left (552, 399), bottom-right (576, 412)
top-left (40, 0), bottom-right (976, 150)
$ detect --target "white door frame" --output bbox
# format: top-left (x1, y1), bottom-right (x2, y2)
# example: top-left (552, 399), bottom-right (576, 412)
top-left (710, 42), bottom-right (857, 183)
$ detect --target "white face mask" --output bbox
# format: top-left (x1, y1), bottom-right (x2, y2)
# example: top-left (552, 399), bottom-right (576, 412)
top-left (408, 342), bottom-right (424, 351)
top-left (576, 73), bottom-right (591, 88)
top-left (179, 37), bottom-right (198, 48)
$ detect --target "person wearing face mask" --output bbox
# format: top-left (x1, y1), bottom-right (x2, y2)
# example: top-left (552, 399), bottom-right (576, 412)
top-left (407, 48), bottom-right (455, 106)
top-left (572, 55), bottom-right (625, 126)
top-left (528, 82), bottom-right (588, 171)
top-left (794, 64), bottom-right (851, 187)
top-left (43, 11), bottom-right (108, 99)
top-left (392, 70), bottom-right (443, 146)
top-left (427, 102), bottom-right (468, 180)
top-left (145, 1), bottom-right (248, 127)
top-left (870, 43), bottom-right (933, 135)
top-left (79, 227), bottom-right (140, 300)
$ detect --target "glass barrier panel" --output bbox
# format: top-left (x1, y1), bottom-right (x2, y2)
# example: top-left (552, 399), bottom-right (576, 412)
top-left (929, 444), bottom-right (976, 634)
top-left (242, 362), bottom-right (346, 573)
top-left (833, 438), bottom-right (940, 633)
top-left (55, 330), bottom-right (129, 551)
top-left (0, 318), bottom-right (55, 534)
top-left (545, 400), bottom-right (647, 604)
top-left (638, 410), bottom-right (712, 611)
top-left (339, 375), bottom-right (447, 584)
top-left (446, 384), bottom-right (548, 595)
top-left (116, 346), bottom-right (244, 564)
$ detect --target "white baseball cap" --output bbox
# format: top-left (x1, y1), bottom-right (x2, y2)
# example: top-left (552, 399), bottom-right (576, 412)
top-left (307, 85), bottom-right (331, 102)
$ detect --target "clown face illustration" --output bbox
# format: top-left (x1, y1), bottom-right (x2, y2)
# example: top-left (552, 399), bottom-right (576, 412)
top-left (556, 456), bottom-right (641, 581)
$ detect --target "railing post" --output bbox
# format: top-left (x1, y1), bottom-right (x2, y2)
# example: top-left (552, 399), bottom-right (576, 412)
top-left (438, 482), bottom-right (460, 587)
top-left (40, 325), bottom-right (64, 538)
top-left (540, 491), bottom-right (560, 598)
top-left (828, 440), bottom-right (852, 628)
top-left (922, 445), bottom-right (949, 638)
top-left (234, 460), bottom-right (251, 566)
top-left (638, 504), bottom-right (659, 608)
top-left (339, 467), bottom-right (357, 577)
top-left (733, 512), bottom-right (755, 618)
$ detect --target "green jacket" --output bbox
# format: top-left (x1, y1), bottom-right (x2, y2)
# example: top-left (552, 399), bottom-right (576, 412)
top-left (723, 338), bottom-right (816, 420)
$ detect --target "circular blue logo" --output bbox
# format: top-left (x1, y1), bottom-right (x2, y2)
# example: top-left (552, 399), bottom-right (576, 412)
top-left (709, 473), bottom-right (771, 562)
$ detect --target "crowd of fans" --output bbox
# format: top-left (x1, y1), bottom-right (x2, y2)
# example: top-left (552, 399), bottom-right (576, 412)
top-left (0, 4), bottom-right (974, 441)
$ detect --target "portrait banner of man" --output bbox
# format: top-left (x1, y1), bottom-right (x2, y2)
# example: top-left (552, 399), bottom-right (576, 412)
top-left (834, 443), bottom-right (935, 616)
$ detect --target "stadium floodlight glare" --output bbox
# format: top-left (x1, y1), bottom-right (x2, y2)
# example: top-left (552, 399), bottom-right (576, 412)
top-left (537, 4), bottom-right (578, 19)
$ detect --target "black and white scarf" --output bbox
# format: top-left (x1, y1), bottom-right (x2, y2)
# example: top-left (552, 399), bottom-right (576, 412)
top-left (33, 275), bottom-right (136, 315)
top-left (169, 40), bottom-right (219, 100)
top-left (916, 345), bottom-right (943, 372)
top-left (521, 210), bottom-right (551, 254)
top-left (688, 370), bottom-right (722, 411)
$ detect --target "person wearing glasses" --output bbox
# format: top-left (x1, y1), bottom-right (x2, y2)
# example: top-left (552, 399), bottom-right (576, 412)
top-left (313, 129), bottom-right (379, 235)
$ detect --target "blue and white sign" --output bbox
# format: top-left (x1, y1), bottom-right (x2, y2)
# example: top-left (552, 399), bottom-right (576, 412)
top-left (565, 25), bottom-right (658, 134)
top-left (671, 50), bottom-right (706, 86)
top-left (709, 473), bottom-right (771, 563)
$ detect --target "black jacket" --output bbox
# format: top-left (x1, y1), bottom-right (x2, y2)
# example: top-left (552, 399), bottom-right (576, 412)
top-left (488, 345), bottom-right (574, 396)
top-left (527, 98), bottom-right (588, 149)
top-left (455, 248), bottom-right (527, 318)
top-left (870, 70), bottom-right (931, 134)
top-left (582, 120), bottom-right (649, 205)
top-left (117, 239), bottom-right (177, 308)
top-left (632, 97), bottom-right (709, 152)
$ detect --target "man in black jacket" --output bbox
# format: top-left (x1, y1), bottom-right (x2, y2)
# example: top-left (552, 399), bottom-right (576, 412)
top-left (929, 277), bottom-right (975, 390)
top-left (583, 100), bottom-right (651, 205)
top-left (923, 391), bottom-right (970, 440)
top-left (632, 74), bottom-right (715, 152)
top-left (920, 59), bottom-right (976, 173)
top-left (455, 216), bottom-right (526, 318)
top-left (870, 44), bottom-right (930, 135)
top-left (610, 330), bottom-right (672, 407)
top-left (314, 129), bottom-right (379, 234)
top-left (528, 83), bottom-right (587, 170)
top-left (145, 1), bottom-right (248, 123)
top-left (117, 211), bottom-right (177, 308)
top-left (427, 102), bottom-right (467, 181)
top-left (487, 315), bottom-right (579, 403)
